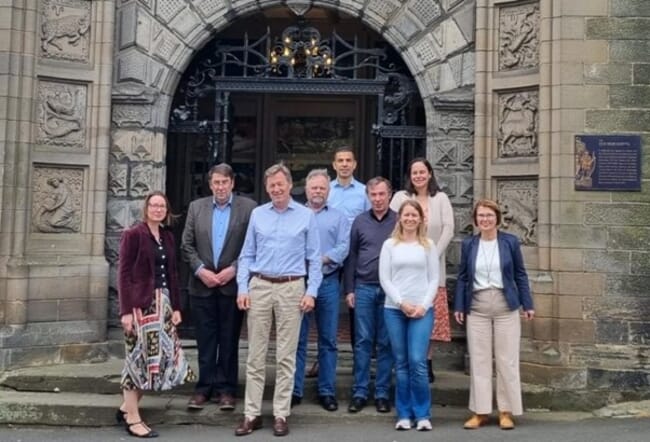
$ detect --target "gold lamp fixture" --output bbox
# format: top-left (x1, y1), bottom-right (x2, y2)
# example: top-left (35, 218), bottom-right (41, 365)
top-left (269, 20), bottom-right (333, 78)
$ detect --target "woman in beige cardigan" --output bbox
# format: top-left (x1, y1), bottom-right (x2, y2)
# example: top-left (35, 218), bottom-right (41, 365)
top-left (389, 158), bottom-right (454, 383)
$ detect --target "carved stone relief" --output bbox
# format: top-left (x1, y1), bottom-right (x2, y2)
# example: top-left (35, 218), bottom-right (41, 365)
top-left (437, 112), bottom-right (474, 136)
top-left (112, 104), bottom-right (153, 128)
top-left (37, 80), bottom-right (87, 148)
top-left (156, 0), bottom-right (186, 24)
top-left (432, 139), bottom-right (473, 170)
top-left (106, 200), bottom-right (143, 232)
top-left (111, 129), bottom-right (155, 161)
top-left (497, 180), bottom-right (538, 245)
top-left (130, 163), bottom-right (156, 197)
top-left (368, 0), bottom-right (401, 20)
top-left (411, 0), bottom-right (442, 26)
top-left (109, 162), bottom-right (128, 197)
top-left (40, 0), bottom-right (91, 63)
top-left (194, 0), bottom-right (228, 18)
top-left (413, 36), bottom-right (441, 66)
top-left (31, 167), bottom-right (83, 233)
top-left (498, 2), bottom-right (540, 71)
top-left (497, 89), bottom-right (539, 158)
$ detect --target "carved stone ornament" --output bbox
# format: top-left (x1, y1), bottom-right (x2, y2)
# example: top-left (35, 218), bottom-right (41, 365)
top-left (286, 1), bottom-right (311, 16)
top-left (498, 2), bottom-right (540, 71)
top-left (497, 180), bottom-right (538, 246)
top-left (40, 0), bottom-right (91, 62)
top-left (37, 80), bottom-right (87, 148)
top-left (31, 167), bottom-right (83, 233)
top-left (497, 90), bottom-right (539, 158)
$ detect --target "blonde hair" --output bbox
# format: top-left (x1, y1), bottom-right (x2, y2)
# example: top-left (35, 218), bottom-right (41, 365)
top-left (391, 200), bottom-right (430, 248)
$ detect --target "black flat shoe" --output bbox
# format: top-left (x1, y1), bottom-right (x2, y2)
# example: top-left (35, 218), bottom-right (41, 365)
top-left (126, 421), bottom-right (159, 438)
top-left (319, 395), bottom-right (338, 411)
top-left (375, 398), bottom-right (391, 413)
top-left (116, 408), bottom-right (127, 425)
top-left (347, 397), bottom-right (367, 413)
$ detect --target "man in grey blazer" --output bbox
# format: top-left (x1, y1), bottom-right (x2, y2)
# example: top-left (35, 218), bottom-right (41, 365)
top-left (182, 163), bottom-right (256, 411)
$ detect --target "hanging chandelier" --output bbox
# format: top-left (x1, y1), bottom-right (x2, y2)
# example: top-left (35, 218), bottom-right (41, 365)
top-left (269, 20), bottom-right (333, 78)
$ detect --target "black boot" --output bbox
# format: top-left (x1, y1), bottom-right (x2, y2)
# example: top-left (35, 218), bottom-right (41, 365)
top-left (427, 359), bottom-right (435, 383)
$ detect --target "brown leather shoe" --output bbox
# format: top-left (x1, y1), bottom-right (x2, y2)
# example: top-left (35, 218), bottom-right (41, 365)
top-left (463, 414), bottom-right (489, 429)
top-left (219, 393), bottom-right (236, 411)
top-left (187, 393), bottom-right (209, 410)
top-left (272, 417), bottom-right (289, 437)
top-left (235, 416), bottom-right (262, 436)
top-left (499, 411), bottom-right (515, 430)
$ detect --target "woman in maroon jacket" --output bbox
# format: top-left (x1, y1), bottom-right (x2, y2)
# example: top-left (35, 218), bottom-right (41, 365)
top-left (117, 191), bottom-right (194, 438)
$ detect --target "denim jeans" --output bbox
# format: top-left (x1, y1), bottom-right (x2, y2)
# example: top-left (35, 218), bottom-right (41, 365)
top-left (352, 283), bottom-right (393, 400)
top-left (384, 307), bottom-right (434, 420)
top-left (293, 273), bottom-right (340, 397)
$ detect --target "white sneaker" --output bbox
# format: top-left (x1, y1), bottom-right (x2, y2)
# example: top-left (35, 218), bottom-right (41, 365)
top-left (416, 419), bottom-right (432, 431)
top-left (395, 419), bottom-right (411, 430)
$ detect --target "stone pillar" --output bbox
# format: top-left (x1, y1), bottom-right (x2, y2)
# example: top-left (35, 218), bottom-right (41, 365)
top-left (0, 0), bottom-right (114, 370)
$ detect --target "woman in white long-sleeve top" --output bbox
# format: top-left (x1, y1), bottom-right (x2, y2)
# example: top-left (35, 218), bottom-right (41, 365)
top-left (379, 200), bottom-right (439, 432)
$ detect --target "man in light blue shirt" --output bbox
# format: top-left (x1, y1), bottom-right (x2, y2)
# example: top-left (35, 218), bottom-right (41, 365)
top-left (235, 164), bottom-right (321, 438)
top-left (327, 146), bottom-right (371, 353)
top-left (292, 169), bottom-right (350, 413)
top-left (328, 146), bottom-right (371, 224)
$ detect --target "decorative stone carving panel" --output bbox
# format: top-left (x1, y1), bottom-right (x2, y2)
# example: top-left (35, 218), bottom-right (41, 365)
top-left (368, 0), bottom-right (402, 20)
top-left (437, 111), bottom-right (474, 137)
top-left (31, 167), bottom-right (83, 233)
top-left (410, 0), bottom-right (442, 26)
top-left (130, 163), bottom-right (158, 197)
top-left (112, 104), bottom-right (153, 128)
top-left (111, 129), bottom-right (155, 161)
top-left (497, 179), bottom-right (538, 245)
top-left (40, 0), bottom-right (91, 63)
top-left (497, 89), bottom-right (539, 158)
top-left (498, 2), bottom-right (540, 72)
top-left (152, 23), bottom-right (183, 64)
top-left (454, 205), bottom-right (473, 235)
top-left (106, 200), bottom-right (143, 232)
top-left (193, 0), bottom-right (228, 18)
top-left (109, 162), bottom-right (128, 197)
top-left (432, 139), bottom-right (473, 170)
top-left (156, 0), bottom-right (186, 24)
top-left (413, 36), bottom-right (441, 66)
top-left (392, 12), bottom-right (420, 41)
top-left (37, 80), bottom-right (87, 149)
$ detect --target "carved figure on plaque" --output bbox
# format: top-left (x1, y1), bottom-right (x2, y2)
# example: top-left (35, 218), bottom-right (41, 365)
top-left (33, 177), bottom-right (79, 233)
top-left (38, 81), bottom-right (86, 147)
top-left (40, 0), bottom-right (91, 62)
top-left (574, 138), bottom-right (596, 189)
top-left (498, 91), bottom-right (538, 158)
top-left (498, 181), bottom-right (538, 246)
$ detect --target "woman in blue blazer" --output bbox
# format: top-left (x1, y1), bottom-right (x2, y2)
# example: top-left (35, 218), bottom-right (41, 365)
top-left (454, 199), bottom-right (534, 430)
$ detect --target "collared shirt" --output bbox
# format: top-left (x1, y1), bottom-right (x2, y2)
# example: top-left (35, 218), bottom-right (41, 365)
top-left (310, 204), bottom-right (350, 276)
top-left (237, 199), bottom-right (322, 296)
top-left (212, 194), bottom-right (233, 267)
top-left (344, 209), bottom-right (397, 293)
top-left (328, 177), bottom-right (371, 224)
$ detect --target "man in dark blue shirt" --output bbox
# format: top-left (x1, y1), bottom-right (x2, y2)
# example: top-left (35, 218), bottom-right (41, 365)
top-left (344, 177), bottom-right (397, 414)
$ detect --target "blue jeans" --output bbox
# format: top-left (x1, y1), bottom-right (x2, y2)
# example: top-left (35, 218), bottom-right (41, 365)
top-left (293, 273), bottom-right (340, 397)
top-left (384, 307), bottom-right (434, 420)
top-left (352, 283), bottom-right (393, 400)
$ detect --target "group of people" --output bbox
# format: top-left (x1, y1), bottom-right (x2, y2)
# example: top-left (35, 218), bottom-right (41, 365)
top-left (117, 147), bottom-right (534, 438)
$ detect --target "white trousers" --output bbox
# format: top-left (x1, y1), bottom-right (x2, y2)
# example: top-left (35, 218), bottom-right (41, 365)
top-left (466, 288), bottom-right (523, 415)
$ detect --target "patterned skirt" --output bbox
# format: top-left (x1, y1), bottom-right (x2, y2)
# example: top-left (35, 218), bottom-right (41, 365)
top-left (121, 288), bottom-right (196, 391)
top-left (431, 286), bottom-right (452, 342)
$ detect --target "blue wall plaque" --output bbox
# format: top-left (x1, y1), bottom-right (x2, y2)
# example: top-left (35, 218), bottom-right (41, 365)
top-left (574, 135), bottom-right (642, 191)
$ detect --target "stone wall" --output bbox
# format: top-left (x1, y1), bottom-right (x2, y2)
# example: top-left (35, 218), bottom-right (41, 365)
top-left (0, 0), bottom-right (114, 370)
top-left (475, 0), bottom-right (650, 403)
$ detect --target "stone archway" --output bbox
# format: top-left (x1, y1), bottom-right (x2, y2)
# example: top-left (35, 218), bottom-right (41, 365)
top-left (106, 0), bottom-right (476, 321)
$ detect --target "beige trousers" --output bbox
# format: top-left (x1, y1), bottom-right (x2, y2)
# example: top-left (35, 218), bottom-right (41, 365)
top-left (243, 276), bottom-right (304, 419)
top-left (466, 288), bottom-right (523, 415)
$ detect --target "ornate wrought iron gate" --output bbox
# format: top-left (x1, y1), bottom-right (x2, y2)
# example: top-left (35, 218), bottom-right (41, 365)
top-left (169, 18), bottom-right (426, 191)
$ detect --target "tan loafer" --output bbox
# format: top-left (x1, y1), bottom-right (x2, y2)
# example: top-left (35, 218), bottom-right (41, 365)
top-left (463, 414), bottom-right (489, 429)
top-left (499, 411), bottom-right (515, 430)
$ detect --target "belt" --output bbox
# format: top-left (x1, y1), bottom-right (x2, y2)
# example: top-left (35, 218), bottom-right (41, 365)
top-left (252, 273), bottom-right (304, 283)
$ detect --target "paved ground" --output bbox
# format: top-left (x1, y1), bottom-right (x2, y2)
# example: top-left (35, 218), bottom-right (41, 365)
top-left (2, 413), bottom-right (650, 442)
